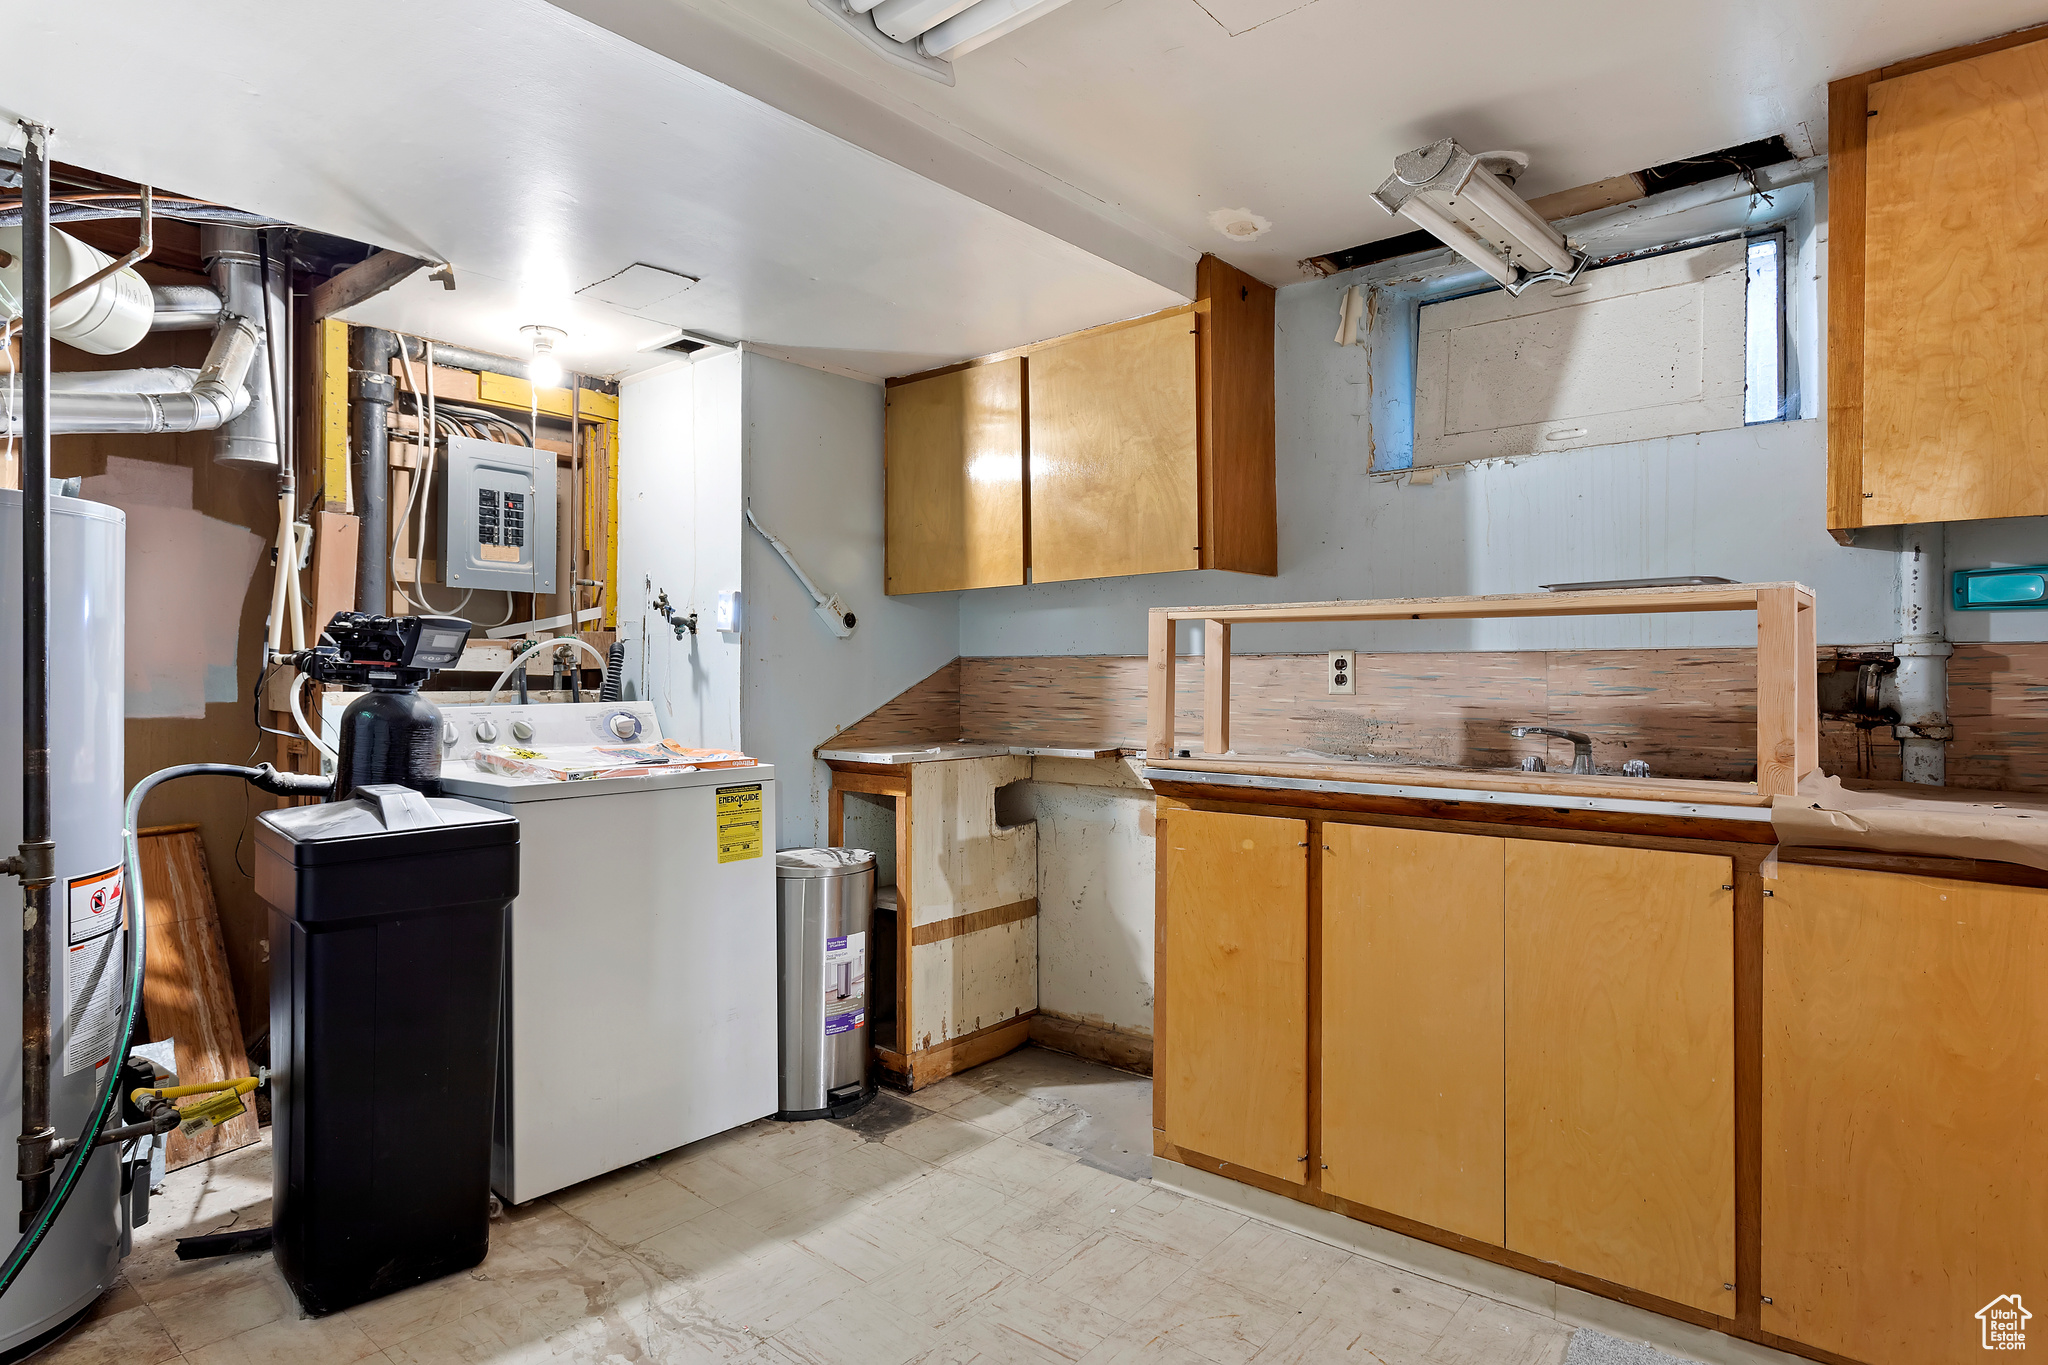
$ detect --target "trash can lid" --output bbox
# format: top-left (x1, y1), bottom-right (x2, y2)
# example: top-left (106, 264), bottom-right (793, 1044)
top-left (776, 847), bottom-right (876, 879)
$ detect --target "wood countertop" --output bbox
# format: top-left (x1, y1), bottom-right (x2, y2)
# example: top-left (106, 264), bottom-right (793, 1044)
top-left (1142, 756), bottom-right (1772, 813)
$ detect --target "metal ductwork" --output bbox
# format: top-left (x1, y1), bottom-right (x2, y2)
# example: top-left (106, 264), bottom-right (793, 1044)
top-left (0, 313), bottom-right (259, 437)
top-left (203, 227), bottom-right (284, 469)
top-left (148, 283), bottom-right (223, 331)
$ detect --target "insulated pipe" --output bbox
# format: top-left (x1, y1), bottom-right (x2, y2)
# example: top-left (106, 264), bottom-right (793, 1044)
top-left (351, 328), bottom-right (398, 613)
top-left (0, 316), bottom-right (259, 436)
top-left (205, 227), bottom-right (281, 468)
top-left (14, 119), bottom-right (56, 1231)
top-left (148, 284), bottom-right (222, 331)
top-left (1893, 524), bottom-right (1951, 785)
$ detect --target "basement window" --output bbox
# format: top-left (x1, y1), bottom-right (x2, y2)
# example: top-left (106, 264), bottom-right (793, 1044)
top-left (1409, 231), bottom-right (1790, 467)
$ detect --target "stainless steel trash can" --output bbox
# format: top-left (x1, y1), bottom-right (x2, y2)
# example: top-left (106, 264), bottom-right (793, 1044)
top-left (775, 849), bottom-right (876, 1119)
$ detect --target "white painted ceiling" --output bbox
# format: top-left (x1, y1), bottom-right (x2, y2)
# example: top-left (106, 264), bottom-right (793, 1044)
top-left (4, 0), bottom-right (2043, 380)
top-left (564, 0), bottom-right (2048, 283)
top-left (0, 0), bottom-right (1182, 380)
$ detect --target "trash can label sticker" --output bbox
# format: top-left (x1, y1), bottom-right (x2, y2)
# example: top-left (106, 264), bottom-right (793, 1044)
top-left (825, 1009), bottom-right (865, 1037)
top-left (63, 864), bottom-right (125, 1076)
top-left (716, 784), bottom-right (764, 863)
top-left (825, 933), bottom-right (866, 1012)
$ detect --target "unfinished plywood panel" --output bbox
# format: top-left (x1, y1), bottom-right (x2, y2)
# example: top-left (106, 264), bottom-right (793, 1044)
top-left (909, 917), bottom-right (1037, 1050)
top-left (1861, 38), bottom-right (2048, 525)
top-left (1029, 311), bottom-right (1199, 583)
top-left (1415, 240), bottom-right (1747, 466)
top-left (1321, 824), bottom-right (1505, 1244)
top-left (1505, 841), bottom-right (1734, 1315)
top-left (137, 827), bottom-right (259, 1169)
top-left (1764, 865), bottom-right (2048, 1364)
top-left (906, 755), bottom-right (1036, 927)
top-left (1161, 806), bottom-right (1308, 1184)
top-left (1196, 255), bottom-right (1276, 575)
top-left (885, 360), bottom-right (1025, 594)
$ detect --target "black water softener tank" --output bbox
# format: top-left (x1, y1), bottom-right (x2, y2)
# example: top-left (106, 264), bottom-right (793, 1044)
top-left (256, 785), bottom-right (518, 1313)
top-left (256, 612), bottom-right (519, 1314)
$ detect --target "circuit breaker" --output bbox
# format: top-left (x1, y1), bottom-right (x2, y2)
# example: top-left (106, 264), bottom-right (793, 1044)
top-left (442, 435), bottom-right (555, 593)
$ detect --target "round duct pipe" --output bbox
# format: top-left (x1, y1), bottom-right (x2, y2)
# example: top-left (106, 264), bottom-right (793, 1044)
top-left (0, 228), bottom-right (152, 356)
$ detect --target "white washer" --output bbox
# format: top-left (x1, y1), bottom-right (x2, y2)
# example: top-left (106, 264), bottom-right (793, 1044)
top-left (433, 700), bottom-right (777, 1205)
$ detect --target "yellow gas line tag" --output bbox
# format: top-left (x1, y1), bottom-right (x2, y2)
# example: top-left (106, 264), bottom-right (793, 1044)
top-left (175, 1088), bottom-right (248, 1136)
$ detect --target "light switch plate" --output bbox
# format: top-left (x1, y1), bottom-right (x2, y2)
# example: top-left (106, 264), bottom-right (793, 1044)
top-left (715, 590), bottom-right (741, 633)
top-left (1328, 650), bottom-right (1355, 695)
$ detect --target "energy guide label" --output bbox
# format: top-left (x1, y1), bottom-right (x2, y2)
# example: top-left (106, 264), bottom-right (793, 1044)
top-left (63, 865), bottom-right (125, 1077)
top-left (716, 784), bottom-right (763, 863)
top-left (823, 932), bottom-right (866, 1035)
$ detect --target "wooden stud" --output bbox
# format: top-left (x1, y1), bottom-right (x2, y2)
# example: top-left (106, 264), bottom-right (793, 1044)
top-left (1147, 608), bottom-right (1176, 759)
top-left (1795, 596), bottom-right (1818, 783)
top-left (1755, 586), bottom-right (1799, 798)
top-left (318, 318), bottom-right (350, 512)
top-left (1202, 619), bottom-right (1230, 755)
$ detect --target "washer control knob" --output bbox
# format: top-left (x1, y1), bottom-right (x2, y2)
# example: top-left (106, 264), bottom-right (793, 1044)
top-left (609, 713), bottom-right (638, 739)
top-left (475, 719), bottom-right (499, 743)
top-left (511, 719), bottom-right (535, 742)
top-left (442, 722), bottom-right (458, 746)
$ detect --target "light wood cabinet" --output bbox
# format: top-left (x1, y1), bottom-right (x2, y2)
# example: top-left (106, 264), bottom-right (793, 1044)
top-left (882, 255), bottom-right (1274, 592)
top-left (1830, 31), bottom-right (2048, 530)
top-left (883, 359), bottom-right (1025, 594)
top-left (1028, 311), bottom-right (1199, 583)
top-left (1321, 824), bottom-right (1505, 1244)
top-left (1504, 841), bottom-right (1735, 1315)
top-left (1763, 864), bottom-right (2048, 1365)
top-left (1160, 806), bottom-right (1307, 1184)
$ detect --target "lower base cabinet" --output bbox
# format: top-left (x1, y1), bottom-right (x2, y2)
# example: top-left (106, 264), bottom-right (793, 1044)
top-left (1321, 824), bottom-right (1506, 1244)
top-left (1160, 806), bottom-right (1308, 1184)
top-left (1764, 864), bottom-right (2048, 1365)
top-left (1504, 841), bottom-right (1736, 1315)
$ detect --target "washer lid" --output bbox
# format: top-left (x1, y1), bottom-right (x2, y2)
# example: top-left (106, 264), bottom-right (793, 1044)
top-left (776, 847), bottom-right (876, 879)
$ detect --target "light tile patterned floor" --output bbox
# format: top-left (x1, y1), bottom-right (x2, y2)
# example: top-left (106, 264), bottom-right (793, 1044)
top-left (41, 1048), bottom-right (1586, 1365)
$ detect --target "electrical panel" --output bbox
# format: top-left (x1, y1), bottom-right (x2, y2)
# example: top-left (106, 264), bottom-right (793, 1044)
top-left (441, 435), bottom-right (556, 593)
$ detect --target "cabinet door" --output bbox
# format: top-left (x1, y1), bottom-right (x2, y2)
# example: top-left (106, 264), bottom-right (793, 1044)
top-left (1860, 38), bottom-right (2048, 524)
top-left (1161, 806), bottom-right (1307, 1183)
top-left (1505, 842), bottom-right (1735, 1314)
top-left (884, 360), bottom-right (1024, 594)
top-left (1322, 824), bottom-right (1504, 1244)
top-left (1764, 865), bottom-right (2048, 1365)
top-left (1028, 312), bottom-right (1198, 584)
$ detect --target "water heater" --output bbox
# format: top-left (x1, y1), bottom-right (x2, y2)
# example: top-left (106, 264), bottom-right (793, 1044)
top-left (0, 491), bottom-right (126, 1353)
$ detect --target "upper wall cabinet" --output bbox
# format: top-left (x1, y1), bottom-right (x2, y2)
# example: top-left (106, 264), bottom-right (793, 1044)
top-left (883, 255), bottom-right (1275, 594)
top-left (884, 358), bottom-right (1025, 594)
top-left (1830, 30), bottom-right (2048, 531)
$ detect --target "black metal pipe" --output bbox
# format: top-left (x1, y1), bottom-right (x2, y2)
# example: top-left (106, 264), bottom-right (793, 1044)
top-left (16, 120), bottom-right (56, 1230)
top-left (350, 328), bottom-right (397, 613)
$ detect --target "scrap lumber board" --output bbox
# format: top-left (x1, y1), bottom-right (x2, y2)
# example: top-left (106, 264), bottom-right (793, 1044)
top-left (137, 825), bottom-right (259, 1169)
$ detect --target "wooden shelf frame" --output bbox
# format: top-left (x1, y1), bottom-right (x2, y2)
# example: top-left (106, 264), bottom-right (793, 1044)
top-left (1145, 582), bottom-right (1818, 798)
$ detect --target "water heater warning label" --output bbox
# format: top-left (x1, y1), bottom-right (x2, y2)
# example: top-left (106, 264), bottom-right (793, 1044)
top-left (63, 865), bottom-right (125, 1077)
top-left (716, 784), bottom-right (764, 863)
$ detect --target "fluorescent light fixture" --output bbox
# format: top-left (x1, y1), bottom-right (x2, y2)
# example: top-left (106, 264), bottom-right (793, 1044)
top-left (1370, 138), bottom-right (1587, 294)
top-left (919, 0), bottom-right (1073, 55)
top-left (872, 0), bottom-right (979, 42)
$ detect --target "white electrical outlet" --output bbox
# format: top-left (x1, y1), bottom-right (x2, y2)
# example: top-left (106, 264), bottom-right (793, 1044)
top-left (1329, 650), bottom-right (1355, 695)
top-left (715, 590), bottom-right (741, 633)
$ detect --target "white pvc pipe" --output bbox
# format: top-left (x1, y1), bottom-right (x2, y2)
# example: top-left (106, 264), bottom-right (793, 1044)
top-left (291, 672), bottom-right (338, 765)
top-left (1893, 524), bottom-right (1950, 785)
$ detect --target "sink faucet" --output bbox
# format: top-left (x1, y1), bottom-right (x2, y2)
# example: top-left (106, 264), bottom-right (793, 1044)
top-left (1507, 725), bottom-right (1594, 775)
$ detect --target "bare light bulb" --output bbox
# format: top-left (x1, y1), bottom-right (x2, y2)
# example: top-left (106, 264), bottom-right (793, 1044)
top-left (520, 324), bottom-right (567, 391)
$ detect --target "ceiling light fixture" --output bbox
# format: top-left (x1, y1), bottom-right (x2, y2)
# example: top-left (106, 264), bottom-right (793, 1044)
top-left (1370, 138), bottom-right (1587, 294)
top-left (521, 324), bottom-right (567, 390)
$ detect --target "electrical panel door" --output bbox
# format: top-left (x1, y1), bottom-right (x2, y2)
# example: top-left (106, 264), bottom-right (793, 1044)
top-left (442, 435), bottom-right (555, 593)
